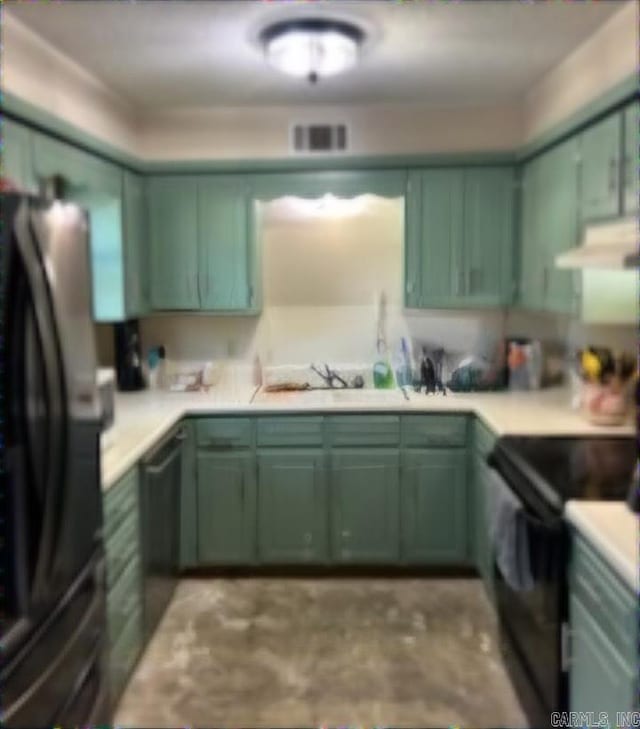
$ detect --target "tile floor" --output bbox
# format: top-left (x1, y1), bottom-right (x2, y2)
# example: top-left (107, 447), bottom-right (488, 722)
top-left (115, 577), bottom-right (528, 727)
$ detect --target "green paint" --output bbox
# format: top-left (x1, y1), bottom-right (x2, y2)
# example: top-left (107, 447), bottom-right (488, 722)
top-left (580, 113), bottom-right (623, 222)
top-left (406, 167), bottom-right (514, 309)
top-left (330, 449), bottom-right (400, 563)
top-left (401, 449), bottom-right (468, 564)
top-left (257, 450), bottom-right (328, 564)
top-left (147, 175), bottom-right (200, 310)
top-left (196, 451), bottom-right (257, 564)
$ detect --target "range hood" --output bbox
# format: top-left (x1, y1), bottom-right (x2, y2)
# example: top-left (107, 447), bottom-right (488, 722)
top-left (555, 217), bottom-right (638, 270)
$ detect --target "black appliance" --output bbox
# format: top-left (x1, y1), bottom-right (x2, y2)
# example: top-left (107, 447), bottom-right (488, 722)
top-left (2, 194), bottom-right (108, 725)
top-left (140, 426), bottom-right (183, 640)
top-left (114, 319), bottom-right (145, 391)
top-left (488, 435), bottom-right (637, 727)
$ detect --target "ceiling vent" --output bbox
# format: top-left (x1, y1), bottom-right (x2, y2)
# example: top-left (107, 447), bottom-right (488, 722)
top-left (291, 123), bottom-right (348, 153)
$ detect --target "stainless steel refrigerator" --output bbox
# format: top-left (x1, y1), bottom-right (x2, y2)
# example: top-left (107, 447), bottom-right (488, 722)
top-left (2, 193), bottom-right (108, 724)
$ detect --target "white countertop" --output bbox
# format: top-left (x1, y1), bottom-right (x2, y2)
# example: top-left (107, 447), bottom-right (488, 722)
top-left (565, 501), bottom-right (638, 592)
top-left (101, 384), bottom-right (633, 490)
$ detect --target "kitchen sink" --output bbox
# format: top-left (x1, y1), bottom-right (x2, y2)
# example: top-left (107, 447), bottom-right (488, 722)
top-left (329, 388), bottom-right (409, 404)
top-left (254, 387), bottom-right (410, 405)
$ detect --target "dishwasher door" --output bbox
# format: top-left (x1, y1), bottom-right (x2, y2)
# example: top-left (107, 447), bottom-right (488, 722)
top-left (140, 426), bottom-right (184, 640)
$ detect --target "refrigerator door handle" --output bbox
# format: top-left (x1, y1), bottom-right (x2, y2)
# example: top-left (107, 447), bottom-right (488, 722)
top-left (13, 204), bottom-right (68, 604)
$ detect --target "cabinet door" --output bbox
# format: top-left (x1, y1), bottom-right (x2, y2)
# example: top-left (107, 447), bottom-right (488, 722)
top-left (519, 157), bottom-right (545, 310)
top-left (404, 170), bottom-right (423, 307)
top-left (580, 113), bottom-right (622, 222)
top-left (123, 171), bottom-right (148, 318)
top-left (33, 132), bottom-right (126, 321)
top-left (623, 102), bottom-right (639, 215)
top-left (401, 450), bottom-right (467, 564)
top-left (257, 451), bottom-right (327, 563)
top-left (3, 119), bottom-right (35, 192)
top-left (569, 595), bottom-right (637, 720)
top-left (542, 138), bottom-right (579, 314)
top-left (418, 169), bottom-right (465, 308)
top-left (148, 176), bottom-right (199, 310)
top-left (330, 450), bottom-right (399, 563)
top-left (196, 451), bottom-right (256, 564)
top-left (198, 176), bottom-right (253, 311)
top-left (463, 167), bottom-right (514, 307)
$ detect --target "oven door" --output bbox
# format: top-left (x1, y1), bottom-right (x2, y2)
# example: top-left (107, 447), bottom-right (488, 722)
top-left (489, 467), bottom-right (567, 725)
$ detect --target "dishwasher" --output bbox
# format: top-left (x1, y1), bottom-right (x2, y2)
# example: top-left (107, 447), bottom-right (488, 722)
top-left (140, 425), bottom-right (185, 640)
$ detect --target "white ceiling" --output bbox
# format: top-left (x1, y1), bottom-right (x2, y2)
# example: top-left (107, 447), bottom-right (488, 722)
top-left (6, 0), bottom-right (625, 110)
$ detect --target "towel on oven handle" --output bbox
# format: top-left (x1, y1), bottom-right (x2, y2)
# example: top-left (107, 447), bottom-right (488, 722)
top-left (486, 467), bottom-right (535, 592)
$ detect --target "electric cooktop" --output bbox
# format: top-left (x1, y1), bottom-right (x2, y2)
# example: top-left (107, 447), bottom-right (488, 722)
top-left (490, 436), bottom-right (637, 512)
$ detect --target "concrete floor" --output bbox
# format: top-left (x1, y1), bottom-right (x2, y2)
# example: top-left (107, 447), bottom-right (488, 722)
top-left (115, 577), bottom-right (528, 727)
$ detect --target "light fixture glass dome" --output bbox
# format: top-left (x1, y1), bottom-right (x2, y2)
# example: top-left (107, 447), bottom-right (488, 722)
top-left (261, 19), bottom-right (364, 83)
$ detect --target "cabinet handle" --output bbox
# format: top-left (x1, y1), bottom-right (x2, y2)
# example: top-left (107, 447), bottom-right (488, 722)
top-left (304, 532), bottom-right (313, 545)
top-left (542, 267), bottom-right (549, 294)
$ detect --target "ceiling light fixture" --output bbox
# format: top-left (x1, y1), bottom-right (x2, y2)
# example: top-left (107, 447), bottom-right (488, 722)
top-left (260, 19), bottom-right (364, 84)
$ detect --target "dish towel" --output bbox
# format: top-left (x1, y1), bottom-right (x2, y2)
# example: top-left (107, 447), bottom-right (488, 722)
top-left (486, 467), bottom-right (535, 592)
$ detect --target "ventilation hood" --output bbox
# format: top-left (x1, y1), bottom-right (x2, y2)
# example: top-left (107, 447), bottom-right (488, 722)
top-left (555, 217), bottom-right (638, 270)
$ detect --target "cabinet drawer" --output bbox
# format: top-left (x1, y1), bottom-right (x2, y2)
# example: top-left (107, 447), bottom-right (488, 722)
top-left (196, 417), bottom-right (253, 448)
top-left (104, 467), bottom-right (139, 538)
top-left (474, 418), bottom-right (497, 457)
top-left (570, 534), bottom-right (636, 658)
top-left (257, 417), bottom-right (324, 447)
top-left (401, 415), bottom-right (467, 448)
top-left (105, 510), bottom-right (139, 588)
top-left (328, 416), bottom-right (400, 447)
top-left (107, 554), bottom-right (142, 643)
top-left (109, 606), bottom-right (143, 705)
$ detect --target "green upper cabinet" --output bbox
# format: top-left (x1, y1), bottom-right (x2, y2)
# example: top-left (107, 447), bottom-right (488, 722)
top-left (518, 138), bottom-right (579, 315)
top-left (148, 175), bottom-right (199, 310)
top-left (579, 112), bottom-right (622, 223)
top-left (196, 451), bottom-right (256, 564)
top-left (400, 449), bottom-right (468, 564)
top-left (198, 175), bottom-right (254, 311)
top-left (257, 450), bottom-right (328, 564)
top-left (3, 118), bottom-right (36, 192)
top-left (122, 171), bottom-right (149, 318)
top-left (519, 156), bottom-right (545, 311)
top-left (330, 449), bottom-right (400, 564)
top-left (421, 168), bottom-right (464, 306)
top-left (623, 101), bottom-right (639, 215)
top-left (463, 168), bottom-right (514, 307)
top-left (147, 174), bottom-right (258, 313)
top-left (405, 166), bottom-right (514, 309)
top-left (540, 138), bottom-right (579, 314)
top-left (31, 131), bottom-right (140, 322)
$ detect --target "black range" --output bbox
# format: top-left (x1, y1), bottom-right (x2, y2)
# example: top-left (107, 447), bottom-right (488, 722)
top-left (491, 435), bottom-right (637, 511)
top-left (487, 434), bottom-right (636, 728)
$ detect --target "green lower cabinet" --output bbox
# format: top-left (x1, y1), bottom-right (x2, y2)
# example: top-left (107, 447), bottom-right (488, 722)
top-left (257, 450), bottom-right (328, 563)
top-left (196, 451), bottom-right (256, 564)
top-left (400, 449), bottom-right (467, 563)
top-left (330, 450), bottom-right (400, 563)
top-left (569, 595), bottom-right (637, 723)
top-left (103, 467), bottom-right (143, 708)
